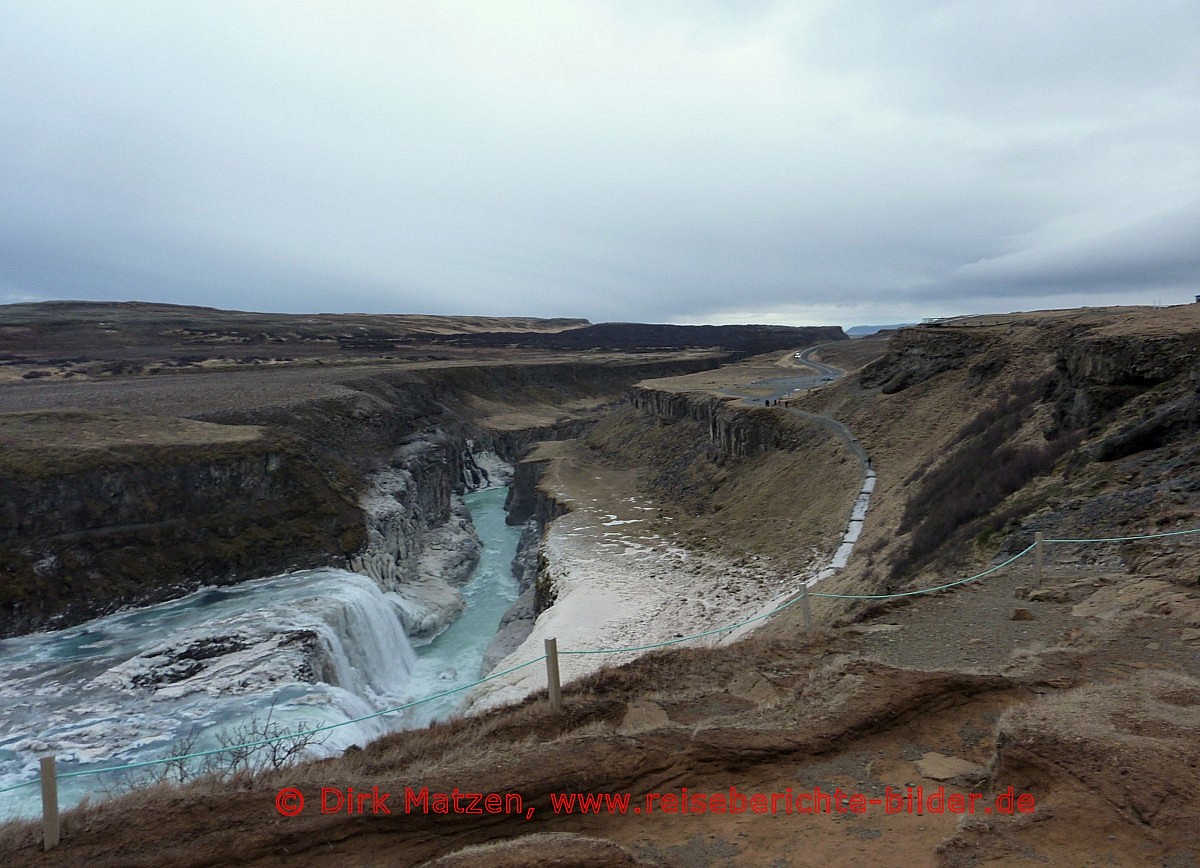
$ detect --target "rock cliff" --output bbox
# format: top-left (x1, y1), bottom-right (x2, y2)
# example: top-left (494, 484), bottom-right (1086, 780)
top-left (858, 326), bottom-right (995, 394)
top-left (0, 436), bottom-right (362, 636)
top-left (1046, 329), bottom-right (1200, 433)
top-left (629, 385), bottom-right (804, 458)
top-left (0, 355), bottom-right (719, 637)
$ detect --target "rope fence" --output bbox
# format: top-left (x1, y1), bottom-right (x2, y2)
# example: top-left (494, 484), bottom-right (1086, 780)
top-left (9, 522), bottom-right (1200, 849)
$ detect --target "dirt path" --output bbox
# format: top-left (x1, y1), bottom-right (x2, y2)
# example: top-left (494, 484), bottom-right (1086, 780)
top-left (719, 350), bottom-right (873, 590)
top-left (720, 346), bottom-right (868, 467)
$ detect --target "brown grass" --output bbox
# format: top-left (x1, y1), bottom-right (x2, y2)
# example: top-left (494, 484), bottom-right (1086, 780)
top-left (0, 410), bottom-right (261, 452)
top-left (806, 334), bottom-right (890, 372)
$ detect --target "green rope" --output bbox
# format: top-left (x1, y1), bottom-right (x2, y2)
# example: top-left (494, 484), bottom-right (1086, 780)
top-left (5, 521), bottom-right (1198, 799)
top-left (810, 543), bottom-right (1036, 599)
top-left (0, 656), bottom-right (546, 795)
top-left (1044, 525), bottom-right (1200, 544)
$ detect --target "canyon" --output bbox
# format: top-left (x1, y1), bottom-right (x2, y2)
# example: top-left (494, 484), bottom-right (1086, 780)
top-left (0, 303), bottom-right (841, 637)
top-left (2, 302), bottom-right (1200, 865)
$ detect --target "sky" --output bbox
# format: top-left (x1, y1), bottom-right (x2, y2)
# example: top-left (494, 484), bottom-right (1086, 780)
top-left (1, 1), bottom-right (1197, 327)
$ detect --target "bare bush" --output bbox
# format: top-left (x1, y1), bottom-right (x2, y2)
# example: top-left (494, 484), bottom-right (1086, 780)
top-left (891, 382), bottom-right (1080, 583)
top-left (91, 706), bottom-right (329, 803)
top-left (208, 706), bottom-right (328, 776)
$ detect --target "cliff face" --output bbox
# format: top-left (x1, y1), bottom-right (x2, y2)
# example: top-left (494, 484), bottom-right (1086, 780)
top-left (629, 385), bottom-right (802, 458)
top-left (0, 439), bottom-right (362, 636)
top-left (1046, 330), bottom-right (1200, 433)
top-left (0, 355), bottom-right (719, 637)
top-left (501, 452), bottom-right (570, 614)
top-left (858, 320), bottom-right (1200, 435)
top-left (858, 327), bottom-right (996, 395)
top-left (505, 455), bottom-right (570, 526)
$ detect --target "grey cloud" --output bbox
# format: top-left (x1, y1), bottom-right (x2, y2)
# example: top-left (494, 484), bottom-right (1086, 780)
top-left (801, 1), bottom-right (1200, 120)
top-left (911, 204), bottom-right (1200, 301)
top-left (0, 1), bottom-right (1197, 326)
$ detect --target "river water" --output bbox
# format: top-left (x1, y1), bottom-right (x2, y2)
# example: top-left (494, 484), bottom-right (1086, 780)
top-left (0, 485), bottom-right (521, 821)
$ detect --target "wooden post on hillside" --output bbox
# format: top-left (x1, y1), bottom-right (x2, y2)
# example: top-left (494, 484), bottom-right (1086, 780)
top-left (1034, 531), bottom-right (1044, 587)
top-left (40, 756), bottom-right (59, 851)
top-left (800, 583), bottom-right (813, 633)
top-left (545, 637), bottom-right (562, 712)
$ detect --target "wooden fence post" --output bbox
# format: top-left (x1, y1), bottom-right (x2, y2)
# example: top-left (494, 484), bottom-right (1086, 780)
top-left (544, 637), bottom-right (562, 712)
top-left (40, 755), bottom-right (59, 851)
top-left (800, 583), bottom-right (813, 633)
top-left (1034, 531), bottom-right (1044, 587)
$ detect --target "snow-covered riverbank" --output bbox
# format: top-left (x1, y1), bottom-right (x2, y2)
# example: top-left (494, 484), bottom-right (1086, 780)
top-left (467, 453), bottom-right (874, 710)
top-left (465, 490), bottom-right (820, 713)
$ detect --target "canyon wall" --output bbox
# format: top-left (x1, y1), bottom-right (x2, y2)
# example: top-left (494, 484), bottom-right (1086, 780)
top-left (859, 320), bottom-right (1200, 441)
top-left (1046, 330), bottom-right (1200, 435)
top-left (0, 355), bottom-right (718, 637)
top-left (0, 437), bottom-right (362, 636)
top-left (478, 452), bottom-right (568, 671)
top-left (629, 384), bottom-right (809, 458)
top-left (347, 433), bottom-right (484, 643)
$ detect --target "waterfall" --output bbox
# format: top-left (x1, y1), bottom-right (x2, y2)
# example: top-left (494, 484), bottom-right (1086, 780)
top-left (461, 442), bottom-right (515, 491)
top-left (0, 567), bottom-right (428, 820)
top-left (0, 469), bottom-right (521, 822)
top-left (304, 573), bottom-right (418, 701)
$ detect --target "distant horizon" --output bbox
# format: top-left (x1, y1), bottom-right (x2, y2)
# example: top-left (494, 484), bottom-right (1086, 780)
top-left (4, 295), bottom-right (1195, 335)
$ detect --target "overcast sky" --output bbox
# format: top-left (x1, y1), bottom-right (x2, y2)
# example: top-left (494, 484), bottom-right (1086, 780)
top-left (1, 1), bottom-right (1197, 327)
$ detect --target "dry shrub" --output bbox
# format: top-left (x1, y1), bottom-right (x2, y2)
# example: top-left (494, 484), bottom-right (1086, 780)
top-left (891, 380), bottom-right (1082, 583)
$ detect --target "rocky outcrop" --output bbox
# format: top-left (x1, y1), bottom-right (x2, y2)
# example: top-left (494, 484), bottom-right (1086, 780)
top-left (970, 673), bottom-right (1200, 856)
top-left (505, 455), bottom-right (570, 526)
top-left (1091, 394), bottom-right (1200, 462)
top-left (479, 585), bottom-right (537, 675)
top-left (510, 520), bottom-right (541, 594)
top-left (1046, 330), bottom-right (1200, 433)
top-left (858, 326), bottom-right (994, 394)
top-left (629, 386), bottom-right (801, 458)
top-left (0, 439), bottom-right (362, 637)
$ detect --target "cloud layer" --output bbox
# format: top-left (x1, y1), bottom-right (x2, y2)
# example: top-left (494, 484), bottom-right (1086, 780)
top-left (1, 1), bottom-right (1197, 325)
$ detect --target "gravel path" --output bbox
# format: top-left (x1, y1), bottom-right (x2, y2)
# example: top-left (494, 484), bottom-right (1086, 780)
top-left (847, 557), bottom-right (1079, 672)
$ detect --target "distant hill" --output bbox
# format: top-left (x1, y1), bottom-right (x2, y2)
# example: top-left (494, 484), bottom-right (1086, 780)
top-left (441, 322), bottom-right (847, 355)
top-left (0, 300), bottom-right (589, 337)
top-left (0, 300), bottom-right (593, 364)
top-left (846, 323), bottom-right (917, 336)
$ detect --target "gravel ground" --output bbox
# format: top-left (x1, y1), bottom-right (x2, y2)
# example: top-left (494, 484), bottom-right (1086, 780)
top-left (847, 559), bottom-right (1079, 672)
top-left (848, 551), bottom-right (1200, 680)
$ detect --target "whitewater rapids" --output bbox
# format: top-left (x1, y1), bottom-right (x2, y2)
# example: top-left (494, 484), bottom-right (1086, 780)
top-left (0, 486), bottom-right (522, 821)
